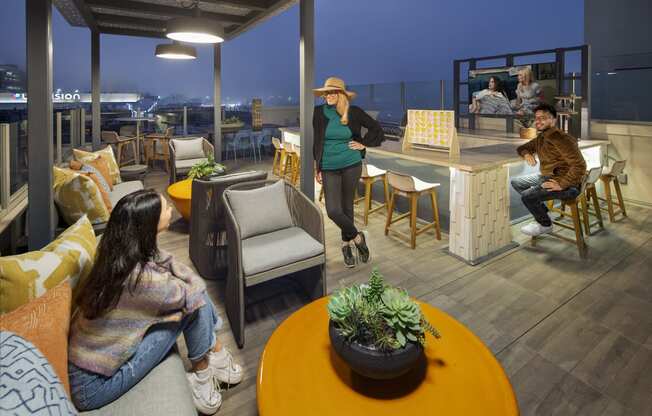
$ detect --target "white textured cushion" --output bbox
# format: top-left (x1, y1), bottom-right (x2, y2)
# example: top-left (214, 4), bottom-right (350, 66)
top-left (227, 179), bottom-right (294, 239)
top-left (413, 177), bottom-right (440, 192)
top-left (109, 181), bottom-right (144, 207)
top-left (172, 138), bottom-right (205, 160)
top-left (241, 227), bottom-right (324, 276)
top-left (175, 157), bottom-right (208, 170)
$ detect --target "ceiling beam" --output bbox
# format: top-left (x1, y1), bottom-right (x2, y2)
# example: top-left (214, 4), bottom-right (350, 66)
top-left (226, 0), bottom-right (295, 40)
top-left (201, 0), bottom-right (270, 12)
top-left (98, 26), bottom-right (166, 39)
top-left (95, 13), bottom-right (167, 31)
top-left (71, 0), bottom-right (99, 31)
top-left (87, 0), bottom-right (248, 24)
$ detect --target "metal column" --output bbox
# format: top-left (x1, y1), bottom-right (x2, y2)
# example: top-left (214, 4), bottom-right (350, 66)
top-left (26, 0), bottom-right (55, 249)
top-left (183, 106), bottom-right (188, 136)
top-left (299, 0), bottom-right (315, 199)
top-left (213, 43), bottom-right (222, 162)
top-left (92, 31), bottom-right (101, 150)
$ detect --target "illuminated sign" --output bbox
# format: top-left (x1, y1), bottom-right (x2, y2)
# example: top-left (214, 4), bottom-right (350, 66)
top-left (0, 92), bottom-right (142, 104)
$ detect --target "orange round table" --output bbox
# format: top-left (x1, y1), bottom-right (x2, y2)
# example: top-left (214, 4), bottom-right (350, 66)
top-left (167, 179), bottom-right (192, 221)
top-left (257, 297), bottom-right (519, 416)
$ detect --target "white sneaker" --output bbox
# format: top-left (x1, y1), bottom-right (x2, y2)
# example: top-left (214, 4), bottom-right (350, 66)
top-left (187, 367), bottom-right (222, 415)
top-left (520, 222), bottom-right (553, 236)
top-left (209, 348), bottom-right (243, 385)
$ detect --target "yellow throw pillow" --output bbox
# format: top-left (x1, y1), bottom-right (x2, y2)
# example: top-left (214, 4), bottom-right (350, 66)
top-left (73, 146), bottom-right (122, 184)
top-left (0, 216), bottom-right (96, 314)
top-left (0, 281), bottom-right (73, 397)
top-left (53, 167), bottom-right (110, 225)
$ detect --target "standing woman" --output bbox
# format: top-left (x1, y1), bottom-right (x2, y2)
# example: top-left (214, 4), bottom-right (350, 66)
top-left (68, 190), bottom-right (242, 414)
top-left (313, 77), bottom-right (385, 267)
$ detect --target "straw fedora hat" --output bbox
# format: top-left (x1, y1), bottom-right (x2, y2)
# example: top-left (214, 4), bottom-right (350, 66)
top-left (313, 77), bottom-right (357, 99)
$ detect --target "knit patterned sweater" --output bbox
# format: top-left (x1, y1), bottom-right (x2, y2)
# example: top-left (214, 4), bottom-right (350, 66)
top-left (68, 251), bottom-right (207, 376)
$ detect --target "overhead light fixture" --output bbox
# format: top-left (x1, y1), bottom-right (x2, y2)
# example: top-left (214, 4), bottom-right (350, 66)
top-left (166, 1), bottom-right (225, 44)
top-left (155, 42), bottom-right (197, 60)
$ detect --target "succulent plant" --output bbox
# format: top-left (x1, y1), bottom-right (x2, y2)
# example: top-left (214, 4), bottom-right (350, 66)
top-left (187, 155), bottom-right (225, 180)
top-left (381, 288), bottom-right (422, 347)
top-left (328, 269), bottom-right (441, 351)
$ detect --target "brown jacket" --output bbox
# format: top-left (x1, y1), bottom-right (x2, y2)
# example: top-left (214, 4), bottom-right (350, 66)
top-left (516, 127), bottom-right (586, 189)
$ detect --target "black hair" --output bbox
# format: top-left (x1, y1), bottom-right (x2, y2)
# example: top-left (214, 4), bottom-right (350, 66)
top-left (488, 76), bottom-right (508, 98)
top-left (534, 102), bottom-right (558, 118)
top-left (77, 189), bottom-right (162, 319)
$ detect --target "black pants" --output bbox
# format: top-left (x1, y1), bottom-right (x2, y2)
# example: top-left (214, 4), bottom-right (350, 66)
top-left (322, 163), bottom-right (362, 242)
top-left (511, 174), bottom-right (580, 226)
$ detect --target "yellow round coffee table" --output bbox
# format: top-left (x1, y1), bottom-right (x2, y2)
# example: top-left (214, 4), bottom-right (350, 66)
top-left (167, 178), bottom-right (192, 221)
top-left (257, 297), bottom-right (518, 416)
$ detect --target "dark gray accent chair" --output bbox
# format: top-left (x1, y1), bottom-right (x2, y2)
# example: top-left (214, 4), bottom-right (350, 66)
top-left (223, 179), bottom-right (326, 348)
top-left (189, 170), bottom-right (269, 280)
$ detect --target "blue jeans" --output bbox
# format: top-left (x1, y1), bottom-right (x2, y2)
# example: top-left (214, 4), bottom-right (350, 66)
top-left (69, 293), bottom-right (222, 411)
top-left (511, 174), bottom-right (580, 226)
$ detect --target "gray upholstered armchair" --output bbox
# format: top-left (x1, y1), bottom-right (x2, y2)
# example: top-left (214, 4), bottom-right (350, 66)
top-left (189, 170), bottom-right (269, 280)
top-left (168, 137), bottom-right (214, 184)
top-left (223, 179), bottom-right (326, 348)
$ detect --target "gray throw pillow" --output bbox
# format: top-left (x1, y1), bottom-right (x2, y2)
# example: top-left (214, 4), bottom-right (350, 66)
top-left (227, 179), bottom-right (294, 239)
top-left (0, 331), bottom-right (77, 415)
top-left (172, 138), bottom-right (205, 160)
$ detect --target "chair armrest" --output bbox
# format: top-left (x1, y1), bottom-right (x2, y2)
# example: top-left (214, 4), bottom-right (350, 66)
top-left (117, 135), bottom-right (136, 142)
top-left (287, 183), bottom-right (324, 245)
top-left (169, 141), bottom-right (177, 184)
top-left (203, 139), bottom-right (215, 158)
top-left (223, 192), bottom-right (244, 281)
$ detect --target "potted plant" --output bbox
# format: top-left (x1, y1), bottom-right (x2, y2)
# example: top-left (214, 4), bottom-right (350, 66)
top-left (187, 155), bottom-right (226, 180)
top-left (517, 113), bottom-right (538, 139)
top-left (327, 268), bottom-right (441, 380)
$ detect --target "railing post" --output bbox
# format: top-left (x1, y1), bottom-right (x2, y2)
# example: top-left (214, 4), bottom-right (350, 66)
top-left (69, 109), bottom-right (77, 148)
top-left (400, 82), bottom-right (406, 114)
top-left (0, 124), bottom-right (10, 210)
top-left (440, 80), bottom-right (445, 110)
top-left (56, 112), bottom-right (62, 164)
top-left (80, 107), bottom-right (86, 148)
top-left (183, 106), bottom-right (188, 136)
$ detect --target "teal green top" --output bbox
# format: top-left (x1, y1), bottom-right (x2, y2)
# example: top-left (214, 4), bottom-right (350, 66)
top-left (321, 105), bottom-right (361, 170)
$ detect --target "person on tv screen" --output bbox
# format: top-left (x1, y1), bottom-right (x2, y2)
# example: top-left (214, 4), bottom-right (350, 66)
top-left (469, 76), bottom-right (513, 115)
top-left (511, 103), bottom-right (586, 237)
top-left (512, 67), bottom-right (542, 115)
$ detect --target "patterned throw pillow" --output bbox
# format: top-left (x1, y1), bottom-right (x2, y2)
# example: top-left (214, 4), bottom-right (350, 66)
top-left (0, 331), bottom-right (76, 415)
top-left (0, 282), bottom-right (74, 398)
top-left (80, 164), bottom-right (113, 211)
top-left (73, 146), bottom-right (121, 184)
top-left (0, 216), bottom-right (96, 314)
top-left (82, 156), bottom-right (114, 191)
top-left (53, 166), bottom-right (110, 225)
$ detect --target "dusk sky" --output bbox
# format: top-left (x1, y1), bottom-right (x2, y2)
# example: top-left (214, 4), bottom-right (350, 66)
top-left (0, 0), bottom-right (584, 102)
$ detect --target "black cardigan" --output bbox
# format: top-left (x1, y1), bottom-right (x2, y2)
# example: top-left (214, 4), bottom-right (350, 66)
top-left (312, 104), bottom-right (385, 171)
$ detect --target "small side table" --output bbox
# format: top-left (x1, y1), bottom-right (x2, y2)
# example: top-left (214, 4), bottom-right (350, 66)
top-left (120, 164), bottom-right (148, 182)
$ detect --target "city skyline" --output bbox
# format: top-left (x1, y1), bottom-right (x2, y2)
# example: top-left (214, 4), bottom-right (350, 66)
top-left (1, 0), bottom-right (584, 101)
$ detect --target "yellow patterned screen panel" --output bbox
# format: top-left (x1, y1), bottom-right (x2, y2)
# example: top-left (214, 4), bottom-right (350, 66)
top-left (406, 110), bottom-right (456, 148)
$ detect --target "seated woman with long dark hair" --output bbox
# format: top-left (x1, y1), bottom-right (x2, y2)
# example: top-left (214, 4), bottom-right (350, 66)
top-left (68, 189), bottom-right (241, 415)
top-left (469, 76), bottom-right (513, 115)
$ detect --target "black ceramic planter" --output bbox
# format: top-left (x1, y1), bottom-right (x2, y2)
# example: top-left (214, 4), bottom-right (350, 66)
top-left (328, 320), bottom-right (424, 380)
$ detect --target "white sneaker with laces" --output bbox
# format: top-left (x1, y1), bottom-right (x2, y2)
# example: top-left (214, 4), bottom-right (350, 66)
top-left (209, 348), bottom-right (243, 385)
top-left (187, 367), bottom-right (222, 415)
top-left (520, 222), bottom-right (553, 236)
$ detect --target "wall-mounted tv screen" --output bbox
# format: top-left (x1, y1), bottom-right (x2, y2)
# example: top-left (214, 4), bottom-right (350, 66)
top-left (468, 64), bottom-right (558, 116)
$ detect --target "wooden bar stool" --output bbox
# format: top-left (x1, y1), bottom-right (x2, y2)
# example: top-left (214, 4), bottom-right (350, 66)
top-left (582, 167), bottom-right (605, 235)
top-left (533, 167), bottom-right (602, 259)
top-left (384, 170), bottom-right (442, 249)
top-left (284, 143), bottom-right (300, 186)
top-left (355, 164), bottom-right (389, 225)
top-left (599, 160), bottom-right (627, 222)
top-left (272, 137), bottom-right (286, 177)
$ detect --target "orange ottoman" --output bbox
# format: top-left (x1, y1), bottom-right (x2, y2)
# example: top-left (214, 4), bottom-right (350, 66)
top-left (167, 178), bottom-right (192, 221)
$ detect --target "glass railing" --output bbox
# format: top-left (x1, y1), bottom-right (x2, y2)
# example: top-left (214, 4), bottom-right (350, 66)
top-left (348, 80), bottom-right (454, 138)
top-left (0, 118), bottom-right (28, 219)
top-left (592, 65), bottom-right (652, 123)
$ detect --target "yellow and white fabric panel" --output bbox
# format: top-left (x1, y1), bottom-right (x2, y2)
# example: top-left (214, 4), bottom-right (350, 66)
top-left (0, 216), bottom-right (96, 314)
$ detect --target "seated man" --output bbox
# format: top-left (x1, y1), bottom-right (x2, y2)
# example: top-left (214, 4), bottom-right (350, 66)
top-left (511, 103), bottom-right (587, 236)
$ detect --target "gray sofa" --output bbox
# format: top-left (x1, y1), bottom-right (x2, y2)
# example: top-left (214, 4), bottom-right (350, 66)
top-left (79, 351), bottom-right (196, 415)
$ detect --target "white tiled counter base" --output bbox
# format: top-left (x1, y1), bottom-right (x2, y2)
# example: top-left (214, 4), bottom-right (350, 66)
top-left (449, 165), bottom-right (515, 264)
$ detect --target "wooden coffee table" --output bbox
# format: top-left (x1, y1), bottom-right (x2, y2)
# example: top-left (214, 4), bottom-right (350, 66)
top-left (167, 178), bottom-right (192, 221)
top-left (257, 297), bottom-right (518, 415)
